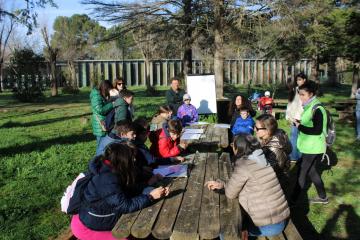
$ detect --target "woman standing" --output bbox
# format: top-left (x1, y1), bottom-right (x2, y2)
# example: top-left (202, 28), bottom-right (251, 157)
top-left (109, 77), bottom-right (127, 100)
top-left (90, 80), bottom-right (115, 149)
top-left (205, 134), bottom-right (289, 237)
top-left (291, 80), bottom-right (328, 204)
top-left (255, 114), bottom-right (292, 194)
top-left (286, 73), bottom-right (307, 162)
top-left (228, 94), bottom-right (256, 128)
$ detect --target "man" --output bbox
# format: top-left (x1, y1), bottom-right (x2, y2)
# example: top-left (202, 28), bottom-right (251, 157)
top-left (166, 77), bottom-right (185, 114)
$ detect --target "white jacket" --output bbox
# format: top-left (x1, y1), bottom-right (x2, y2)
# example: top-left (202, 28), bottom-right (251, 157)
top-left (285, 87), bottom-right (303, 122)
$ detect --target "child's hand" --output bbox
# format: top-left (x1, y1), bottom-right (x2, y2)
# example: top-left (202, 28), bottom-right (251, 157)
top-left (149, 186), bottom-right (170, 200)
top-left (204, 180), bottom-right (224, 191)
top-left (175, 156), bottom-right (185, 162)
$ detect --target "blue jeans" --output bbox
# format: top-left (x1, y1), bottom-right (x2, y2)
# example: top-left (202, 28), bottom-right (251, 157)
top-left (356, 110), bottom-right (360, 138)
top-left (290, 125), bottom-right (301, 161)
top-left (95, 136), bottom-right (104, 155)
top-left (248, 220), bottom-right (286, 237)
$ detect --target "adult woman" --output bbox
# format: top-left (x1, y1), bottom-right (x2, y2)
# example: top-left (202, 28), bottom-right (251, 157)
top-left (286, 72), bottom-right (307, 161)
top-left (90, 80), bottom-right (115, 149)
top-left (71, 143), bottom-right (169, 240)
top-left (109, 77), bottom-right (127, 100)
top-left (255, 114), bottom-right (292, 193)
top-left (205, 134), bottom-right (289, 237)
top-left (291, 80), bottom-right (328, 204)
top-left (228, 94), bottom-right (256, 127)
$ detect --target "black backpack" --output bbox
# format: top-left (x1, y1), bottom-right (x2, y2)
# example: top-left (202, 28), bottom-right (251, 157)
top-left (312, 104), bottom-right (336, 146)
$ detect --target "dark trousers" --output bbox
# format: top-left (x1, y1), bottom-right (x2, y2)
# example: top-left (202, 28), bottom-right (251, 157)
top-left (292, 153), bottom-right (327, 201)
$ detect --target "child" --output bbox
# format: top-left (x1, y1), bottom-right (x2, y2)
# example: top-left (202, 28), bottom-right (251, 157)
top-left (205, 134), bottom-right (289, 237)
top-left (231, 107), bottom-right (255, 136)
top-left (177, 94), bottom-right (199, 126)
top-left (133, 118), bottom-right (184, 167)
top-left (259, 91), bottom-right (274, 114)
top-left (150, 105), bottom-right (173, 131)
top-left (113, 89), bottom-right (134, 123)
top-left (71, 143), bottom-right (169, 239)
top-left (96, 120), bottom-right (135, 156)
top-left (150, 119), bottom-right (187, 158)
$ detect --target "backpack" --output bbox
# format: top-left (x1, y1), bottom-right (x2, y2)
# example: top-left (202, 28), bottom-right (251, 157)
top-left (104, 109), bottom-right (116, 132)
top-left (312, 104), bottom-right (336, 146)
top-left (60, 172), bottom-right (93, 214)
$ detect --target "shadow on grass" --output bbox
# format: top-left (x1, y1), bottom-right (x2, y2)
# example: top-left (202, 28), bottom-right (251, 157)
top-left (0, 113), bottom-right (91, 129)
top-left (0, 132), bottom-right (94, 157)
top-left (0, 108), bottom-right (54, 121)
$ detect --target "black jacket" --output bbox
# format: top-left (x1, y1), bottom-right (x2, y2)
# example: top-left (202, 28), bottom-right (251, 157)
top-left (166, 88), bottom-right (185, 113)
top-left (79, 159), bottom-right (151, 231)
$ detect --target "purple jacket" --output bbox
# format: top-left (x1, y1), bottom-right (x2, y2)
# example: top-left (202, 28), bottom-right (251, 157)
top-left (177, 103), bottom-right (199, 125)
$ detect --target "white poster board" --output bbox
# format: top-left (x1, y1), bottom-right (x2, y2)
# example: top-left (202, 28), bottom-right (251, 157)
top-left (186, 75), bottom-right (217, 114)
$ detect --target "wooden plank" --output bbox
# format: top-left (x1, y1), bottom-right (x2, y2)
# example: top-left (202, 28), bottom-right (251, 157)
top-left (283, 219), bottom-right (303, 240)
top-left (131, 190), bottom-right (167, 238)
top-left (199, 153), bottom-right (220, 239)
top-left (219, 153), bottom-right (241, 240)
top-left (152, 175), bottom-right (190, 239)
top-left (214, 126), bottom-right (229, 148)
top-left (267, 233), bottom-right (286, 240)
top-left (112, 210), bottom-right (141, 239)
top-left (171, 152), bottom-right (208, 240)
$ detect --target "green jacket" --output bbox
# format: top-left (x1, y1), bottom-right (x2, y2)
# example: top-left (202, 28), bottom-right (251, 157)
top-left (297, 98), bottom-right (327, 154)
top-left (166, 88), bottom-right (185, 113)
top-left (90, 88), bottom-right (113, 137)
top-left (114, 98), bottom-right (132, 123)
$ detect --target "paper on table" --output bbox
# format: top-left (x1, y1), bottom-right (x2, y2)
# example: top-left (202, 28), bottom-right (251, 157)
top-left (214, 123), bottom-right (231, 129)
top-left (153, 165), bottom-right (188, 177)
top-left (184, 128), bottom-right (204, 134)
top-left (188, 121), bottom-right (209, 125)
top-left (180, 133), bottom-right (201, 140)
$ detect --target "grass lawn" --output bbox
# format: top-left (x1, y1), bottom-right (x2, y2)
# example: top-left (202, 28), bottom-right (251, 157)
top-left (0, 84), bottom-right (359, 240)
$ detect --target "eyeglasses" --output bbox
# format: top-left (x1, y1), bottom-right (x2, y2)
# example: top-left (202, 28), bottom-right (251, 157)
top-left (117, 83), bottom-right (125, 86)
top-left (254, 126), bottom-right (266, 131)
top-left (184, 99), bottom-right (191, 101)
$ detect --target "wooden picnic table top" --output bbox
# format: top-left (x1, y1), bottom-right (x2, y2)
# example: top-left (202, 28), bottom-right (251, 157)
top-left (112, 152), bottom-right (242, 240)
top-left (182, 123), bottom-right (229, 151)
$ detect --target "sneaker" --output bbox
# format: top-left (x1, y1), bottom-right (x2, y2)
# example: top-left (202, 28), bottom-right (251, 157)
top-left (309, 197), bottom-right (329, 204)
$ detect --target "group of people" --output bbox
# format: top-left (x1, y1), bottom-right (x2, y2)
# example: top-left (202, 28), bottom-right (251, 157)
top-left (72, 73), bottom-right (331, 239)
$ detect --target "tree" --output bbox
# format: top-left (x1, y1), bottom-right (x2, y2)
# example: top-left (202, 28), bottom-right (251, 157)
top-left (41, 26), bottom-right (58, 96)
top-left (0, 0), bottom-right (57, 34)
top-left (51, 14), bottom-right (106, 88)
top-left (81, 0), bottom-right (201, 81)
top-left (0, 4), bottom-right (15, 92)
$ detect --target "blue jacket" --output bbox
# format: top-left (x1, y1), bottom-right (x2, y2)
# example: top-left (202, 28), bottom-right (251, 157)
top-left (96, 131), bottom-right (129, 156)
top-left (231, 116), bottom-right (255, 135)
top-left (79, 159), bottom-right (151, 231)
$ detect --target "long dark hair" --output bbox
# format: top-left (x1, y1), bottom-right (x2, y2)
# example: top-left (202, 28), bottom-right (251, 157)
top-left (228, 94), bottom-right (254, 117)
top-left (233, 134), bottom-right (261, 159)
top-left (99, 80), bottom-right (112, 100)
top-left (99, 143), bottom-right (137, 189)
top-left (288, 72), bottom-right (308, 102)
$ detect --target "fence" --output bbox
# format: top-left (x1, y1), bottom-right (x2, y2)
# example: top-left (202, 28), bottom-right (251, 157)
top-left (4, 59), bottom-right (324, 89)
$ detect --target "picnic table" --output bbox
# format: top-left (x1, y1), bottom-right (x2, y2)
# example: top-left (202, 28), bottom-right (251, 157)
top-left (182, 123), bottom-right (229, 152)
top-left (112, 152), bottom-right (242, 240)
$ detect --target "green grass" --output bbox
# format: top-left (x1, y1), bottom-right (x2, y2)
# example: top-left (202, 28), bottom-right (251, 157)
top-left (0, 84), bottom-right (359, 240)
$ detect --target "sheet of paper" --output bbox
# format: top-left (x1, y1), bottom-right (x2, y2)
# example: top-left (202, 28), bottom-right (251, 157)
top-left (184, 128), bottom-right (204, 134)
top-left (153, 165), bottom-right (188, 177)
top-left (214, 123), bottom-right (231, 129)
top-left (188, 121), bottom-right (209, 126)
top-left (180, 133), bottom-right (201, 140)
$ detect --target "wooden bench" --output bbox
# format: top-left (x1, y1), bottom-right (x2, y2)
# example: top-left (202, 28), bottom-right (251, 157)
top-left (256, 219), bottom-right (302, 240)
top-left (112, 152), bottom-right (241, 239)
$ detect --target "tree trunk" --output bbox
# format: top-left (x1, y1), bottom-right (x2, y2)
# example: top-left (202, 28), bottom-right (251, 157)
top-left (68, 60), bottom-right (78, 88)
top-left (327, 57), bottom-right (337, 86)
top-left (213, 0), bottom-right (225, 99)
top-left (50, 55), bottom-right (58, 96)
top-left (182, 0), bottom-right (193, 82)
top-left (311, 54), bottom-right (320, 84)
top-left (350, 65), bottom-right (359, 99)
top-left (0, 62), bottom-right (3, 92)
top-left (144, 57), bottom-right (151, 90)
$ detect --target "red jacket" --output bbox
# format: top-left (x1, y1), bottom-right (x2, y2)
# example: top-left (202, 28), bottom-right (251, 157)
top-left (150, 128), bottom-right (181, 158)
top-left (259, 96), bottom-right (274, 110)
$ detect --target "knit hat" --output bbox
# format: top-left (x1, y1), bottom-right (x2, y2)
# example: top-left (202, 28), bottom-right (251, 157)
top-left (264, 91), bottom-right (271, 97)
top-left (183, 94), bottom-right (191, 101)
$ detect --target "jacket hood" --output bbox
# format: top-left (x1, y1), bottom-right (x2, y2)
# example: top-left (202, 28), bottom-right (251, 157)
top-left (88, 157), bottom-right (112, 175)
top-left (248, 149), bottom-right (268, 167)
